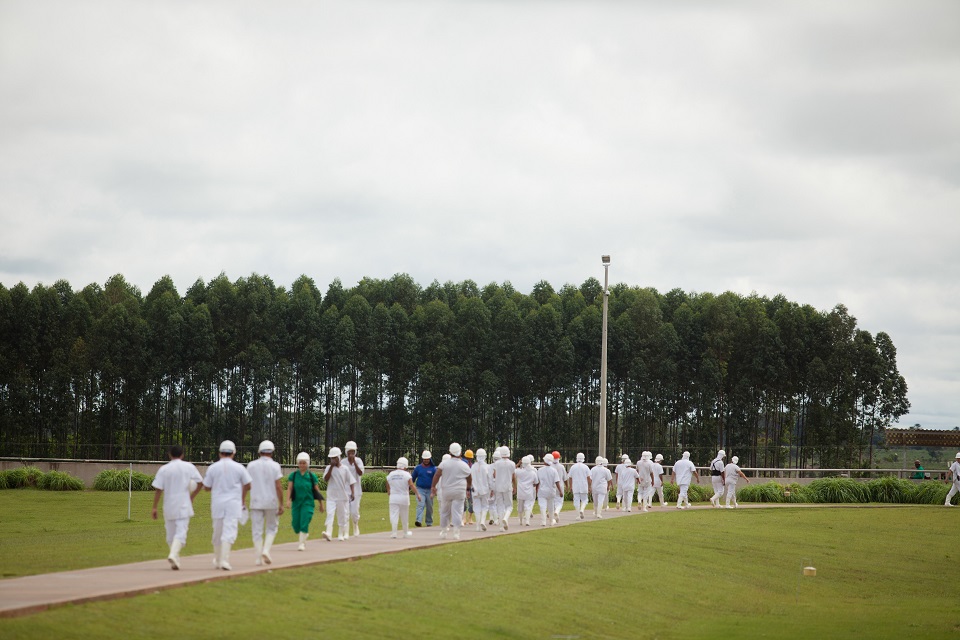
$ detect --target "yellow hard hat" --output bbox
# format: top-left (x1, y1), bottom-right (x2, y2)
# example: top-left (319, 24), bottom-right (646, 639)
top-left (464, 449), bottom-right (474, 459)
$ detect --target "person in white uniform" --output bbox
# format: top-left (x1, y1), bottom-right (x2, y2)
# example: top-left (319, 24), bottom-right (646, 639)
top-left (551, 451), bottom-right (567, 519)
top-left (590, 457), bottom-right (612, 518)
top-left (536, 453), bottom-right (563, 526)
top-left (945, 452), bottom-right (960, 506)
top-left (652, 454), bottom-right (667, 507)
top-left (515, 455), bottom-right (539, 526)
top-left (470, 448), bottom-right (492, 531)
top-left (323, 446), bottom-right (356, 541)
top-left (386, 457), bottom-right (419, 538)
top-left (636, 451), bottom-right (656, 512)
top-left (567, 452), bottom-right (592, 519)
top-left (247, 440), bottom-right (284, 565)
top-left (618, 457), bottom-right (640, 512)
top-left (431, 443), bottom-right (473, 539)
top-left (723, 455), bottom-right (750, 508)
top-left (488, 448), bottom-right (501, 525)
top-left (492, 446), bottom-right (517, 530)
top-left (671, 451), bottom-right (700, 509)
top-left (343, 440), bottom-right (365, 536)
top-left (151, 444), bottom-right (203, 570)
top-left (708, 450), bottom-right (726, 508)
top-left (202, 440), bottom-right (252, 571)
top-left (614, 454), bottom-right (629, 509)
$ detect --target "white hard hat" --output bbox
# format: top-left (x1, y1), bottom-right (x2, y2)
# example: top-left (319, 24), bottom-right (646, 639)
top-left (732, 456), bottom-right (739, 464)
top-left (624, 458), bottom-right (632, 465)
top-left (296, 451), bottom-right (310, 464)
top-left (258, 440), bottom-right (275, 453)
top-left (476, 448), bottom-right (487, 461)
top-left (601, 457), bottom-right (608, 465)
top-left (543, 453), bottom-right (554, 464)
top-left (422, 450), bottom-right (432, 460)
top-left (397, 457), bottom-right (409, 469)
top-left (501, 446), bottom-right (510, 459)
top-left (442, 453), bottom-right (451, 461)
top-left (576, 452), bottom-right (585, 463)
top-left (621, 453), bottom-right (629, 460)
top-left (345, 441), bottom-right (358, 453)
top-left (595, 456), bottom-right (604, 465)
top-left (492, 449), bottom-right (501, 460)
top-left (219, 440), bottom-right (236, 454)
top-left (328, 446), bottom-right (342, 459)
top-left (682, 451), bottom-right (690, 459)
top-left (718, 449), bottom-right (726, 458)
top-left (449, 442), bottom-right (462, 457)
top-left (955, 451), bottom-right (960, 459)
top-left (642, 451), bottom-right (652, 460)
top-left (655, 453), bottom-right (663, 462)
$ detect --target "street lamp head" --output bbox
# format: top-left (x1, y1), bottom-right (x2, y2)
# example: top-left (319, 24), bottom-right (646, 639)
top-left (601, 255), bottom-right (611, 265)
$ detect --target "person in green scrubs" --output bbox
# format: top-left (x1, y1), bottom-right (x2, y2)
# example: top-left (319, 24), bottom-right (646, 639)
top-left (287, 452), bottom-right (322, 550)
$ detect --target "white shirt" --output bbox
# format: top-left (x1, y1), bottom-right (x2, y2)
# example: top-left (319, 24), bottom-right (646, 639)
top-left (568, 462), bottom-right (590, 494)
top-left (537, 465), bottom-right (560, 497)
top-left (673, 459), bottom-right (696, 485)
top-left (617, 466), bottom-right (639, 490)
top-left (552, 462), bottom-right (567, 497)
top-left (590, 465), bottom-right (612, 494)
top-left (950, 461), bottom-right (960, 483)
top-left (724, 463), bottom-right (742, 484)
top-left (710, 457), bottom-right (725, 478)
top-left (247, 456), bottom-right (283, 510)
top-left (492, 458), bottom-right (516, 493)
top-left (386, 469), bottom-right (413, 505)
top-left (152, 458), bottom-right (202, 520)
top-left (636, 459), bottom-right (655, 487)
top-left (516, 466), bottom-right (539, 501)
top-left (325, 464), bottom-right (356, 502)
top-left (203, 457), bottom-right (252, 519)
top-left (344, 456), bottom-right (365, 495)
top-left (471, 460), bottom-right (491, 494)
top-left (652, 462), bottom-right (665, 487)
top-left (438, 457), bottom-right (472, 495)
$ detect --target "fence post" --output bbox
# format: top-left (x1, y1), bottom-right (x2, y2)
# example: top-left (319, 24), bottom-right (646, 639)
top-left (127, 463), bottom-right (132, 521)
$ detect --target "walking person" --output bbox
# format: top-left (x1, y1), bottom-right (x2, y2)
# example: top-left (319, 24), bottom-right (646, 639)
top-left (614, 454), bottom-right (629, 510)
top-left (202, 440), bottom-right (252, 571)
top-left (551, 451), bottom-right (567, 520)
top-left (945, 452), bottom-right (960, 506)
top-left (671, 451), bottom-right (700, 509)
top-left (287, 451), bottom-right (322, 551)
top-left (471, 448), bottom-right (492, 531)
top-left (492, 446), bottom-right (517, 531)
top-left (723, 455), bottom-right (750, 508)
top-left (489, 448), bottom-right (502, 526)
top-left (386, 457), bottom-right (419, 538)
top-left (537, 453), bottom-right (563, 526)
top-left (462, 449), bottom-right (475, 526)
top-left (567, 452), bottom-right (591, 520)
top-left (636, 451), bottom-right (656, 512)
top-left (515, 455), bottom-right (539, 526)
top-left (323, 447), bottom-right (356, 541)
top-left (248, 440), bottom-right (284, 564)
top-left (709, 450), bottom-right (726, 508)
top-left (343, 441), bottom-right (365, 536)
top-left (652, 454), bottom-right (667, 507)
top-left (151, 444), bottom-right (203, 570)
top-left (590, 457), bottom-right (612, 518)
top-left (618, 457), bottom-right (639, 512)
top-left (411, 451), bottom-right (436, 527)
top-left (431, 443), bottom-right (473, 540)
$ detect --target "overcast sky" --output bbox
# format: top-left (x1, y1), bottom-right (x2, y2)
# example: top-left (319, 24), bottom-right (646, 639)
top-left (1, 0), bottom-right (958, 429)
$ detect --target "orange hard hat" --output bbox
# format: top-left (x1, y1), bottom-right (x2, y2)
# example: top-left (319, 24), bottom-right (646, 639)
top-left (552, 451), bottom-right (560, 459)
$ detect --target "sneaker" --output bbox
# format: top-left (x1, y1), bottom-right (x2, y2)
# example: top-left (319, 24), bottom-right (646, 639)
top-left (405, 531), bottom-right (413, 538)
top-left (439, 530), bottom-right (447, 539)
top-left (453, 530), bottom-right (460, 540)
top-left (297, 542), bottom-right (306, 551)
top-left (480, 522), bottom-right (487, 532)
top-left (255, 556), bottom-right (262, 566)
top-left (502, 520), bottom-right (509, 531)
top-left (221, 561), bottom-right (232, 571)
top-left (390, 533), bottom-right (397, 539)
top-left (354, 525), bottom-right (360, 536)
top-left (726, 505), bottom-right (734, 509)
top-left (415, 521), bottom-right (422, 527)
top-left (337, 535), bottom-right (345, 541)
top-left (322, 531), bottom-right (332, 541)
top-left (167, 555), bottom-right (180, 571)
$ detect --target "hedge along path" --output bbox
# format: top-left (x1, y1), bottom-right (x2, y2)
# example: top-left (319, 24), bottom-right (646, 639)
top-left (0, 502), bottom-right (913, 619)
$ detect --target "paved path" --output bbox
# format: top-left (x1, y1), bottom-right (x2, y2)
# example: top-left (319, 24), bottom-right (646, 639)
top-left (0, 502), bottom-right (859, 618)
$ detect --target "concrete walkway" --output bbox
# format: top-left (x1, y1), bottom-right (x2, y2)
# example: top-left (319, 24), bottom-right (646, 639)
top-left (0, 502), bottom-right (844, 618)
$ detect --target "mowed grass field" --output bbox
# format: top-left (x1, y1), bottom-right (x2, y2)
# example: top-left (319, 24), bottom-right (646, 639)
top-left (0, 491), bottom-right (958, 639)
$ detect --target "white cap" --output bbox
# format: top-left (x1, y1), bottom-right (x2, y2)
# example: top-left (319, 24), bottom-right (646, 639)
top-left (595, 456), bottom-right (604, 465)
top-left (501, 446), bottom-right (510, 459)
top-left (397, 457), bottom-right (409, 469)
top-left (345, 441), bottom-right (358, 453)
top-left (601, 457), bottom-right (608, 465)
top-left (296, 451), bottom-right (310, 464)
top-left (655, 453), bottom-right (663, 462)
top-left (328, 446), bottom-right (342, 458)
top-left (522, 455), bottom-right (533, 467)
top-left (624, 457), bottom-right (632, 465)
top-left (258, 440), bottom-right (274, 453)
top-left (642, 451), bottom-right (652, 460)
top-left (732, 456), bottom-right (739, 464)
top-left (682, 451), bottom-right (690, 459)
top-left (621, 453), bottom-right (629, 460)
top-left (576, 452), bottom-right (585, 463)
top-left (449, 442), bottom-right (462, 457)
top-left (955, 451), bottom-right (960, 459)
top-left (718, 449), bottom-right (726, 458)
top-left (442, 453), bottom-right (451, 462)
top-left (543, 453), bottom-right (554, 464)
top-left (422, 450), bottom-right (432, 460)
top-left (219, 440), bottom-right (236, 454)
top-left (476, 448), bottom-right (487, 461)
top-left (492, 449), bottom-right (501, 461)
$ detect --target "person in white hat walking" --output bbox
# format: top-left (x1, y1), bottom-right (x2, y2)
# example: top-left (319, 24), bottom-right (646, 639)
top-left (636, 451), bottom-right (656, 512)
top-left (945, 452), bottom-right (960, 506)
top-left (590, 457), bottom-right (612, 518)
top-left (652, 454), bottom-right (667, 507)
top-left (567, 452), bottom-right (592, 519)
top-left (386, 457), bottom-right (419, 538)
top-left (323, 447), bottom-right (356, 541)
top-left (536, 453), bottom-right (563, 526)
top-left (151, 444), bottom-right (203, 570)
top-left (202, 440), bottom-right (252, 570)
top-left (488, 448), bottom-right (502, 526)
top-left (247, 440), bottom-right (284, 564)
top-left (614, 454), bottom-right (629, 510)
top-left (723, 455), bottom-right (750, 508)
top-left (618, 456), bottom-right (640, 512)
top-left (287, 452), bottom-right (322, 551)
top-left (343, 441), bottom-right (365, 536)
top-left (671, 452), bottom-right (700, 509)
top-left (470, 448), bottom-right (492, 531)
top-left (431, 443), bottom-right (472, 539)
top-left (492, 445), bottom-right (516, 531)
top-left (515, 455), bottom-right (539, 526)
top-left (709, 450), bottom-right (726, 508)
top-left (550, 451), bottom-right (567, 520)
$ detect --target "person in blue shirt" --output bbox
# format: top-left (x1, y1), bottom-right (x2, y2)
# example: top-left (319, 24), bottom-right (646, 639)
top-left (411, 451), bottom-right (437, 527)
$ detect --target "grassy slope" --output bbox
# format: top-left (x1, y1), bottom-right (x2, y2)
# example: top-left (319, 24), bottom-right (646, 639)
top-left (1, 505), bottom-right (957, 639)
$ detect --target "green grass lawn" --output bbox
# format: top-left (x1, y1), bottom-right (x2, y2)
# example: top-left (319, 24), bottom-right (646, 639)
top-left (1, 500), bottom-right (957, 639)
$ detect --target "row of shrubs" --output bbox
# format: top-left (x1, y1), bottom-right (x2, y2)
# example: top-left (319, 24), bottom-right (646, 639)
top-left (735, 477), bottom-right (957, 505)
top-left (0, 467), bottom-right (84, 491)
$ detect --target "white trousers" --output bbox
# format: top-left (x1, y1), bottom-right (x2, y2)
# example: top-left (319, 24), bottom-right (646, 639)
top-left (573, 492), bottom-right (589, 512)
top-left (946, 481), bottom-right (960, 505)
top-left (639, 483), bottom-right (653, 506)
top-left (517, 497), bottom-right (535, 522)
top-left (724, 482), bottom-right (739, 506)
top-left (678, 483), bottom-right (691, 506)
top-left (250, 508), bottom-right (279, 545)
top-left (389, 502), bottom-right (410, 533)
top-left (474, 491), bottom-right (491, 518)
top-left (350, 493), bottom-right (362, 523)
top-left (620, 486), bottom-right (635, 511)
top-left (325, 498), bottom-right (349, 534)
top-left (554, 491), bottom-right (564, 516)
top-left (592, 491), bottom-right (606, 516)
top-left (212, 516), bottom-right (239, 546)
top-left (711, 477), bottom-right (724, 502)
top-left (654, 484), bottom-right (665, 505)
top-left (164, 517), bottom-right (190, 546)
top-left (494, 491), bottom-right (513, 522)
top-left (440, 491), bottom-right (466, 531)
top-left (538, 494), bottom-right (556, 524)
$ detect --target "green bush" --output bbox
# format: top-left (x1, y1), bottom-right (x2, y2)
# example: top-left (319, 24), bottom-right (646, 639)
top-left (785, 483), bottom-right (812, 503)
top-left (38, 471), bottom-right (85, 491)
top-left (93, 469), bottom-right (155, 491)
top-left (865, 477), bottom-right (914, 503)
top-left (0, 471), bottom-right (9, 490)
top-left (4, 466), bottom-right (45, 488)
top-left (738, 481), bottom-right (787, 503)
top-left (361, 471), bottom-right (387, 493)
top-left (911, 481), bottom-right (952, 505)
top-left (807, 478), bottom-right (869, 503)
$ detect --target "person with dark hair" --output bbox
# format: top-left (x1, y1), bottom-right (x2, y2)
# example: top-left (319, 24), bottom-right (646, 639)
top-left (411, 451), bottom-right (436, 527)
top-left (151, 445), bottom-right (203, 570)
top-left (911, 460), bottom-right (925, 480)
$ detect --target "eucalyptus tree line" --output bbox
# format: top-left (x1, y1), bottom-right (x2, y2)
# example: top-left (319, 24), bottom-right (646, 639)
top-left (0, 272), bottom-right (909, 467)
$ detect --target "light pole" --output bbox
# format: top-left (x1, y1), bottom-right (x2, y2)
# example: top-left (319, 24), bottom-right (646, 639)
top-left (599, 255), bottom-right (610, 460)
